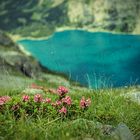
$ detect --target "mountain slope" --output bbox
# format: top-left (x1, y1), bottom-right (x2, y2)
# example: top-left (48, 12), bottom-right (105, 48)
top-left (0, 30), bottom-right (71, 89)
top-left (0, 30), bottom-right (42, 78)
top-left (0, 0), bottom-right (140, 37)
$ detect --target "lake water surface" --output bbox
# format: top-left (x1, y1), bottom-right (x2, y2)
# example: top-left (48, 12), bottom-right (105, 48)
top-left (17, 30), bottom-right (140, 88)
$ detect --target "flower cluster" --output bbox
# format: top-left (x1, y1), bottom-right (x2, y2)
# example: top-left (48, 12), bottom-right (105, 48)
top-left (80, 97), bottom-right (91, 109)
top-left (0, 96), bottom-right (11, 105)
top-left (0, 85), bottom-right (92, 118)
top-left (57, 86), bottom-right (68, 97)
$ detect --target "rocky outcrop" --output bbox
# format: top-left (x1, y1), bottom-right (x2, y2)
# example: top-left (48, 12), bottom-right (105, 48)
top-left (0, 30), bottom-right (71, 86)
top-left (0, 30), bottom-right (19, 50)
top-left (67, 0), bottom-right (140, 33)
top-left (0, 31), bottom-right (41, 78)
top-left (67, 1), bottom-right (93, 26)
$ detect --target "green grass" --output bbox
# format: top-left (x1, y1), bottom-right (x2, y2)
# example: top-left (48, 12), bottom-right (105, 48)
top-left (0, 77), bottom-right (140, 140)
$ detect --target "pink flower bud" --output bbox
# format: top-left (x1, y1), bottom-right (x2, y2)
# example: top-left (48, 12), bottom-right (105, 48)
top-left (57, 86), bottom-right (68, 96)
top-left (22, 95), bottom-right (30, 102)
top-left (59, 106), bottom-right (67, 114)
top-left (80, 97), bottom-right (91, 109)
top-left (34, 94), bottom-right (43, 103)
top-left (0, 96), bottom-right (11, 105)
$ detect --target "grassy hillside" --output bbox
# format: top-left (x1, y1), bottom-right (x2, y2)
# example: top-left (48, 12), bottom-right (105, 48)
top-left (0, 0), bottom-right (140, 37)
top-left (0, 78), bottom-right (140, 140)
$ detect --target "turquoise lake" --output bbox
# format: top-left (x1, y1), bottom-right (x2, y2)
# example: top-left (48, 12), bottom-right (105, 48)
top-left (17, 30), bottom-right (140, 88)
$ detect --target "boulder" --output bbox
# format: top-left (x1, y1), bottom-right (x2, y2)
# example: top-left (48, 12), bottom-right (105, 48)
top-left (111, 123), bottom-right (135, 140)
top-left (72, 119), bottom-right (135, 140)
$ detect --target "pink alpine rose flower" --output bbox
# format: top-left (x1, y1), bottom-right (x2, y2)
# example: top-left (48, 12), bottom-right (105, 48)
top-left (34, 94), bottom-right (43, 102)
top-left (80, 97), bottom-right (91, 109)
top-left (59, 106), bottom-right (67, 114)
top-left (62, 96), bottom-right (72, 106)
top-left (57, 86), bottom-right (68, 96)
top-left (22, 95), bottom-right (30, 102)
top-left (0, 96), bottom-right (11, 105)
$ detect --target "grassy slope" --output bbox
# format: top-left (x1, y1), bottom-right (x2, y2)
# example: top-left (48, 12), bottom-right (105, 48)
top-left (0, 75), bottom-right (140, 140)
